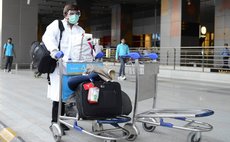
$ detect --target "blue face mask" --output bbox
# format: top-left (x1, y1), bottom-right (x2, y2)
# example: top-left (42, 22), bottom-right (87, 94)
top-left (69, 14), bottom-right (80, 25)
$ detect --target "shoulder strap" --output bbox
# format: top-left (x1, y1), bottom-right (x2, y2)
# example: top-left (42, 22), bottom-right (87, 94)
top-left (58, 20), bottom-right (65, 50)
top-left (47, 73), bottom-right (51, 85)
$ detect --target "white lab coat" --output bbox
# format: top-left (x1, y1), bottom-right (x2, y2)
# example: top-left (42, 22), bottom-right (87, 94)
top-left (42, 19), bottom-right (93, 101)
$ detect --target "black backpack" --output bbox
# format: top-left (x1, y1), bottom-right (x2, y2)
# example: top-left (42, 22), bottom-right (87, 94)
top-left (30, 20), bottom-right (64, 84)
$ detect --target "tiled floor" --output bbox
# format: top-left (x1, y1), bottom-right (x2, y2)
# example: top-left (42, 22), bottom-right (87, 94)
top-left (0, 70), bottom-right (229, 142)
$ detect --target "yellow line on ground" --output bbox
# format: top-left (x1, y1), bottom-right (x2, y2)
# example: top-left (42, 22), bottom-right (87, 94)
top-left (0, 128), bottom-right (16, 142)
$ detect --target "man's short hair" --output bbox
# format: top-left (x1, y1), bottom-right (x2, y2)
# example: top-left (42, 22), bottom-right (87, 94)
top-left (224, 43), bottom-right (228, 46)
top-left (8, 38), bottom-right (12, 41)
top-left (63, 4), bottom-right (79, 17)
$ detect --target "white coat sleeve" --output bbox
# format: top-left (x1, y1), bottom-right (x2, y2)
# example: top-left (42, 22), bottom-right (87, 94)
top-left (42, 20), bottom-right (60, 55)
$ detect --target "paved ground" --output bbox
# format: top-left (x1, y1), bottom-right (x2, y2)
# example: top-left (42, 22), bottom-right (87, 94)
top-left (0, 70), bottom-right (229, 142)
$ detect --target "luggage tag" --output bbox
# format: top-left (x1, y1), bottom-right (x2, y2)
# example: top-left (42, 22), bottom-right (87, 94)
top-left (83, 77), bottom-right (99, 104)
top-left (83, 76), bottom-right (95, 90)
top-left (87, 87), bottom-right (100, 104)
top-left (83, 82), bottom-right (94, 90)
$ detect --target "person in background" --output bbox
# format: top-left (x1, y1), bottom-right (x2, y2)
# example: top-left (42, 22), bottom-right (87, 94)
top-left (94, 39), bottom-right (103, 55)
top-left (221, 43), bottom-right (230, 69)
top-left (2, 37), bottom-right (16, 73)
top-left (87, 38), bottom-right (94, 56)
top-left (116, 38), bottom-right (130, 80)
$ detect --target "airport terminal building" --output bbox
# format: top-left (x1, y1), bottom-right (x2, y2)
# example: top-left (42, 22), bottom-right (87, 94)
top-left (0, 0), bottom-right (229, 69)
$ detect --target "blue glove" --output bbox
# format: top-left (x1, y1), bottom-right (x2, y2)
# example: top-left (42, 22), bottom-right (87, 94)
top-left (55, 51), bottom-right (64, 59)
top-left (95, 52), bottom-right (104, 59)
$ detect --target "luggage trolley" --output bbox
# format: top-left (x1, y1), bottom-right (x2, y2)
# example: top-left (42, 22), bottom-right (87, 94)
top-left (50, 59), bottom-right (139, 142)
top-left (124, 53), bottom-right (214, 142)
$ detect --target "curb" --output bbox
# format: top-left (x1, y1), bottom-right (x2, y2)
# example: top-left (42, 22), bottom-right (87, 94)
top-left (0, 121), bottom-right (25, 142)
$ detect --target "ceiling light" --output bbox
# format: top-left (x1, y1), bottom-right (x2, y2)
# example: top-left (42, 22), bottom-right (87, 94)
top-left (201, 26), bottom-right (207, 35)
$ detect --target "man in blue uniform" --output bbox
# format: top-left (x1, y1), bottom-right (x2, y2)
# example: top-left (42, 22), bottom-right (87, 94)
top-left (221, 43), bottom-right (230, 69)
top-left (116, 38), bottom-right (130, 80)
top-left (3, 38), bottom-right (16, 73)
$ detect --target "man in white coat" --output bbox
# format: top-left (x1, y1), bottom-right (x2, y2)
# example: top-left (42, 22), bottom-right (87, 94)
top-left (42, 4), bottom-right (93, 131)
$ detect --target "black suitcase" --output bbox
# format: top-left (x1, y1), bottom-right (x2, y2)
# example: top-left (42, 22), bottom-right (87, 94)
top-left (65, 90), bottom-right (132, 117)
top-left (75, 81), bottom-right (122, 119)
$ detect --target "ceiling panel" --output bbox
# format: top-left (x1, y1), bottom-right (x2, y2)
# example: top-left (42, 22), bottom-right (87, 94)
top-left (38, 0), bottom-right (157, 25)
top-left (38, 0), bottom-right (215, 26)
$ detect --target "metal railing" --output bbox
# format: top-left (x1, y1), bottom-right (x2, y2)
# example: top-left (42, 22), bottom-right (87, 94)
top-left (103, 46), bottom-right (230, 73)
top-left (2, 46), bottom-right (229, 73)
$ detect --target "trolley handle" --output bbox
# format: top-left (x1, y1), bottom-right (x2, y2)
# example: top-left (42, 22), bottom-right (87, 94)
top-left (58, 51), bottom-right (104, 64)
top-left (121, 52), bottom-right (158, 60)
top-left (195, 109), bottom-right (214, 117)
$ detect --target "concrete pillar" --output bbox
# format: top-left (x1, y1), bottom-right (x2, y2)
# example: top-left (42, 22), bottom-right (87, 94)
top-left (111, 4), bottom-right (132, 47)
top-left (181, 0), bottom-right (200, 46)
top-left (214, 0), bottom-right (230, 46)
top-left (214, 0), bottom-right (230, 67)
top-left (160, 0), bottom-right (182, 65)
top-left (111, 4), bottom-right (121, 47)
top-left (0, 0), bottom-right (38, 68)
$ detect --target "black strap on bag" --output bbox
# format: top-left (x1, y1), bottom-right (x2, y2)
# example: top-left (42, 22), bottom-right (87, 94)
top-left (58, 20), bottom-right (64, 50)
top-left (47, 20), bottom-right (65, 85)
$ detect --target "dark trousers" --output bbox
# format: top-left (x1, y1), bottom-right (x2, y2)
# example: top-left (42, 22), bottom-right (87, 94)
top-left (119, 57), bottom-right (126, 76)
top-left (223, 57), bottom-right (229, 68)
top-left (4, 56), bottom-right (13, 72)
top-left (52, 101), bottom-right (65, 123)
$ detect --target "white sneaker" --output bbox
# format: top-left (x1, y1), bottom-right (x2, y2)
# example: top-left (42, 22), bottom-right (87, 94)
top-left (118, 76), bottom-right (123, 80)
top-left (3, 69), bottom-right (6, 72)
top-left (122, 76), bottom-right (126, 80)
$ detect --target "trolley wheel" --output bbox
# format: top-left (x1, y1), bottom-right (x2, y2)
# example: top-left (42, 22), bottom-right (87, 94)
top-left (142, 122), bottom-right (156, 132)
top-left (126, 134), bottom-right (137, 141)
top-left (187, 132), bottom-right (201, 142)
top-left (123, 123), bottom-right (139, 141)
top-left (50, 123), bottom-right (62, 142)
top-left (92, 122), bottom-right (103, 132)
